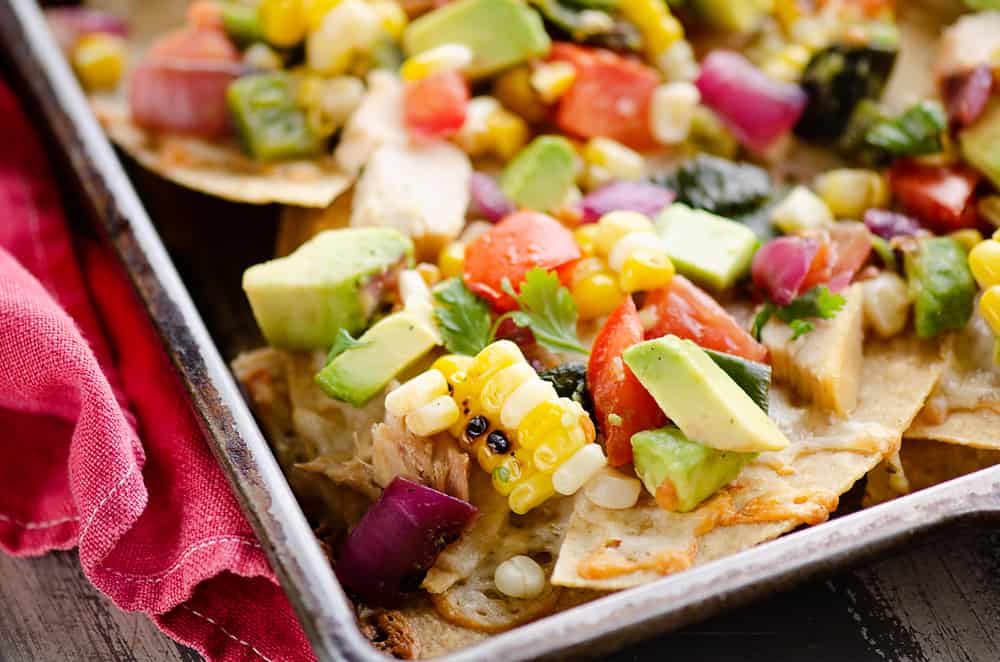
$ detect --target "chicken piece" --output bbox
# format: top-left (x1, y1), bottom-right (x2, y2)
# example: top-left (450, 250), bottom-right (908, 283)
top-left (762, 284), bottom-right (865, 416)
top-left (335, 70), bottom-right (407, 175)
top-left (372, 414), bottom-right (470, 501)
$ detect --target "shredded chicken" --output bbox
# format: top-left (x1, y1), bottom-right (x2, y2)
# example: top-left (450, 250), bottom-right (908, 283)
top-left (372, 414), bottom-right (470, 501)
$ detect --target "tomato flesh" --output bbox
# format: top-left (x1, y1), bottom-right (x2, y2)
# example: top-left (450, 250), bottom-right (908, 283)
top-left (404, 70), bottom-right (469, 140)
top-left (888, 160), bottom-right (980, 233)
top-left (588, 298), bottom-right (668, 467)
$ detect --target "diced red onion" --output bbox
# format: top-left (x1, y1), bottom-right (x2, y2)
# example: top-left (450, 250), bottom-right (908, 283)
top-left (825, 222), bottom-right (872, 292)
top-left (46, 8), bottom-right (128, 53)
top-left (863, 209), bottom-right (922, 240)
top-left (696, 51), bottom-right (808, 153)
top-left (579, 181), bottom-right (675, 224)
top-left (752, 236), bottom-right (819, 306)
top-left (943, 64), bottom-right (993, 127)
top-left (469, 172), bottom-right (515, 222)
top-left (129, 59), bottom-right (241, 137)
top-left (336, 477), bottom-right (477, 606)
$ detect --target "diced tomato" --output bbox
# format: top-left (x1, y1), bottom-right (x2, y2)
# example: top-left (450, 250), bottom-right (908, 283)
top-left (824, 223), bottom-right (873, 291)
top-left (643, 275), bottom-right (768, 363)
top-left (798, 236), bottom-right (832, 293)
top-left (587, 298), bottom-right (667, 467)
top-left (549, 43), bottom-right (659, 151)
top-left (888, 160), bottom-right (981, 233)
top-left (404, 70), bottom-right (469, 140)
top-left (463, 211), bottom-right (581, 311)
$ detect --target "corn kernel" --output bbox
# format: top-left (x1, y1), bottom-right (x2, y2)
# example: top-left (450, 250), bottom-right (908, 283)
top-left (655, 39), bottom-right (699, 82)
top-left (500, 378), bottom-right (557, 430)
top-left (774, 0), bottom-right (802, 33)
top-left (306, 0), bottom-right (381, 74)
top-left (770, 186), bottom-right (834, 234)
top-left (583, 468), bottom-right (643, 510)
top-left (372, 0), bottom-right (407, 40)
top-left (595, 211), bottom-right (655, 256)
top-left (480, 363), bottom-right (536, 417)
top-left (455, 96), bottom-right (500, 157)
top-left (260, 0), bottom-right (308, 47)
top-left (243, 43), bottom-right (284, 71)
top-left (687, 106), bottom-right (739, 159)
top-left (650, 82), bottom-right (700, 146)
top-left (466, 340), bottom-right (525, 386)
top-left (980, 285), bottom-right (1000, 336)
top-left (530, 62), bottom-right (577, 104)
top-left (950, 229), bottom-right (983, 254)
top-left (400, 43), bottom-right (473, 82)
top-left (494, 555), bottom-right (546, 599)
top-left (438, 242), bottom-right (466, 279)
top-left (72, 34), bottom-right (126, 92)
top-left (862, 271), bottom-right (910, 338)
top-left (432, 354), bottom-right (473, 384)
top-left (475, 438), bottom-right (507, 473)
top-left (492, 66), bottom-right (547, 124)
top-left (572, 270), bottom-right (625, 320)
top-left (304, 0), bottom-right (341, 28)
top-left (608, 231), bottom-right (661, 272)
top-left (583, 138), bottom-right (645, 183)
top-left (814, 169), bottom-right (888, 219)
top-left (574, 226), bottom-right (601, 258)
top-left (969, 239), bottom-right (1000, 289)
top-left (406, 395), bottom-right (461, 436)
top-left (618, 0), bottom-right (684, 57)
top-left (509, 472), bottom-right (556, 515)
top-left (486, 108), bottom-right (530, 162)
top-left (385, 369), bottom-right (448, 417)
top-left (492, 454), bottom-right (526, 495)
top-left (620, 248), bottom-right (675, 293)
top-left (553, 443), bottom-right (607, 495)
top-left (533, 427), bottom-right (587, 473)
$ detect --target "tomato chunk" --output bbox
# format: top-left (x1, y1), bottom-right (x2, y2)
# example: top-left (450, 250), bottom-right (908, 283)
top-left (587, 298), bottom-right (667, 467)
top-left (643, 275), bottom-right (768, 363)
top-left (549, 43), bottom-right (659, 151)
top-left (463, 211), bottom-right (581, 311)
top-left (888, 160), bottom-right (980, 233)
top-left (404, 70), bottom-right (469, 140)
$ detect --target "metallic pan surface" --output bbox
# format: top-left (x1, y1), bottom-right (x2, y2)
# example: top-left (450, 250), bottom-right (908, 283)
top-left (4, 2), bottom-right (1000, 660)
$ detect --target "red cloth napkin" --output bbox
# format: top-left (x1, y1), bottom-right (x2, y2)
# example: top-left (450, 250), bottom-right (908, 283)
top-left (0, 81), bottom-right (315, 661)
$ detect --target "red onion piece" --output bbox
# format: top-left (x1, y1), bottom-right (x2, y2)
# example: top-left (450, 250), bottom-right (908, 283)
top-left (579, 181), bottom-right (675, 223)
top-left (469, 172), bottom-right (515, 222)
top-left (943, 65), bottom-right (993, 127)
top-left (336, 477), bottom-right (477, 606)
top-left (863, 209), bottom-right (921, 240)
top-left (46, 8), bottom-right (128, 53)
top-left (752, 236), bottom-right (819, 306)
top-left (696, 51), bottom-right (808, 153)
top-left (825, 223), bottom-right (872, 292)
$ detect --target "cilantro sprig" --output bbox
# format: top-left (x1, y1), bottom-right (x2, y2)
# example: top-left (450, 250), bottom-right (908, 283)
top-left (752, 286), bottom-right (847, 341)
top-left (497, 268), bottom-right (589, 355)
top-left (326, 328), bottom-right (370, 363)
top-left (432, 278), bottom-right (493, 356)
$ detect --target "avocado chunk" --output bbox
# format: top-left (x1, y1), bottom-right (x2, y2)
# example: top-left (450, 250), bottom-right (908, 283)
top-left (403, 0), bottom-right (551, 79)
top-left (703, 348), bottom-right (770, 413)
top-left (243, 228), bottom-right (413, 350)
top-left (500, 135), bottom-right (576, 212)
top-left (623, 335), bottom-right (790, 453)
top-left (690, 0), bottom-right (766, 33)
top-left (904, 237), bottom-right (976, 339)
top-left (960, 98), bottom-right (1000, 189)
top-left (655, 203), bottom-right (758, 291)
top-left (632, 426), bottom-right (756, 513)
top-left (227, 73), bottom-right (323, 162)
top-left (315, 311), bottom-right (440, 406)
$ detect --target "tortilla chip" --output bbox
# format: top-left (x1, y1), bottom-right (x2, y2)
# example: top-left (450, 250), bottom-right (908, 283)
top-left (552, 337), bottom-right (945, 590)
top-left (276, 190), bottom-right (355, 257)
top-left (906, 409), bottom-right (1000, 450)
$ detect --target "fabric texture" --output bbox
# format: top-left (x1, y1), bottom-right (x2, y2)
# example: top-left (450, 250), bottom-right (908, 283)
top-left (0, 79), bottom-right (314, 662)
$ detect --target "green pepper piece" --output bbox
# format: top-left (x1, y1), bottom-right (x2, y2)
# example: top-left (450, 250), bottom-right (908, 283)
top-left (227, 73), bottom-right (323, 162)
top-left (904, 237), bottom-right (976, 339)
top-left (222, 3), bottom-right (264, 47)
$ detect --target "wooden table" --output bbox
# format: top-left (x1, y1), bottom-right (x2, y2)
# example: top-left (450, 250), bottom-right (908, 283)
top-left (2, 520), bottom-right (997, 661)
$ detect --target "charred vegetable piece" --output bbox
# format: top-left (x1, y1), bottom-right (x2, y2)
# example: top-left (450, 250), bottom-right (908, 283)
top-left (631, 426), bottom-right (755, 513)
top-left (796, 45), bottom-right (898, 142)
top-left (227, 73), bottom-right (323, 161)
top-left (866, 101), bottom-right (947, 156)
top-left (702, 348), bottom-right (770, 413)
top-left (904, 237), bottom-right (976, 339)
top-left (654, 154), bottom-right (772, 216)
top-left (539, 362), bottom-right (593, 417)
top-left (838, 99), bottom-right (892, 165)
top-left (529, 0), bottom-right (640, 51)
top-left (336, 477), bottom-right (477, 607)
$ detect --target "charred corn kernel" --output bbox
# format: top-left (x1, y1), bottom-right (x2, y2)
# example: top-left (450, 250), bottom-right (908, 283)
top-left (620, 248), bottom-right (675, 293)
top-left (950, 229), bottom-right (983, 254)
top-left (371, 0), bottom-right (407, 40)
top-left (243, 43), bottom-right (284, 71)
top-left (509, 472), bottom-right (557, 515)
top-left (969, 239), bottom-right (1000, 289)
top-left (572, 270), bottom-right (625, 320)
top-left (862, 272), bottom-right (910, 338)
top-left (595, 211), bottom-right (655, 257)
top-left (584, 468), bottom-right (643, 510)
top-left (385, 370), bottom-right (449, 417)
top-left (437, 242), bottom-right (466, 279)
top-left (494, 555), bottom-right (546, 599)
top-left (618, 0), bottom-right (683, 58)
top-left (486, 108), bottom-right (529, 162)
top-left (980, 285), bottom-right (1000, 336)
top-left (530, 62), bottom-right (576, 104)
top-left (493, 66), bottom-right (547, 124)
top-left (260, 0), bottom-right (307, 47)
top-left (650, 82), bottom-right (699, 146)
top-left (583, 138), bottom-right (645, 183)
top-left (687, 105), bottom-right (739, 159)
top-left (306, 0), bottom-right (381, 74)
top-left (481, 363), bottom-right (536, 417)
top-left (608, 231), bottom-right (660, 272)
top-left (814, 169), bottom-right (888, 219)
top-left (304, 0), bottom-right (341, 28)
top-left (72, 34), bottom-right (126, 92)
top-left (574, 226), bottom-right (601, 257)
top-left (770, 186), bottom-right (834, 234)
top-left (553, 443), bottom-right (607, 495)
top-left (406, 395), bottom-right (461, 436)
top-left (655, 39), bottom-right (699, 82)
top-left (400, 43), bottom-right (473, 81)
top-left (432, 354), bottom-right (473, 385)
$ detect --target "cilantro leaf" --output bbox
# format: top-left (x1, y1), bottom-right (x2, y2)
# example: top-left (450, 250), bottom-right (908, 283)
top-left (751, 286), bottom-right (846, 341)
top-left (326, 328), bottom-right (370, 364)
top-left (432, 278), bottom-right (492, 356)
top-left (499, 268), bottom-right (589, 355)
top-left (751, 303), bottom-right (777, 340)
top-left (788, 319), bottom-right (815, 340)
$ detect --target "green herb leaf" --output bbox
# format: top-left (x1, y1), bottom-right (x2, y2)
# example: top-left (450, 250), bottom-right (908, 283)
top-left (751, 286), bottom-right (846, 341)
top-left (865, 100), bottom-right (947, 156)
top-left (751, 303), bottom-right (777, 341)
top-left (499, 268), bottom-right (589, 355)
top-left (432, 278), bottom-right (493, 356)
top-left (789, 319), bottom-right (815, 340)
top-left (326, 329), bottom-right (370, 364)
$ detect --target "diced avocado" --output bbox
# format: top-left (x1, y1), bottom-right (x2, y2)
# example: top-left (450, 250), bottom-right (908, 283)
top-left (703, 348), bottom-right (771, 413)
top-left (227, 73), bottom-right (322, 162)
top-left (960, 98), bottom-right (1000, 189)
top-left (623, 335), bottom-right (789, 453)
top-left (315, 311), bottom-right (440, 406)
top-left (631, 426), bottom-right (756, 513)
top-left (403, 0), bottom-right (551, 79)
top-left (655, 203), bottom-right (758, 291)
top-left (243, 228), bottom-right (413, 350)
top-left (904, 237), bottom-right (976, 339)
top-left (500, 135), bottom-right (576, 212)
top-left (691, 0), bottom-right (766, 33)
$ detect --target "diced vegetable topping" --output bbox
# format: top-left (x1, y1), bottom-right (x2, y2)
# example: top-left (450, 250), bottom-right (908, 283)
top-left (227, 73), bottom-right (323, 161)
top-left (655, 203), bottom-right (758, 291)
top-left (656, 154), bottom-right (772, 217)
top-left (866, 101), bottom-right (948, 157)
top-left (888, 161), bottom-right (980, 233)
top-left (904, 237), bottom-right (976, 339)
top-left (753, 285), bottom-right (847, 341)
top-left (580, 181), bottom-right (675, 224)
top-left (404, 69), bottom-right (469, 139)
top-left (500, 135), bottom-right (577, 212)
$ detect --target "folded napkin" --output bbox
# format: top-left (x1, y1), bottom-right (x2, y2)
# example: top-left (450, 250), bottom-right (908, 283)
top-left (0, 80), bottom-right (314, 661)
